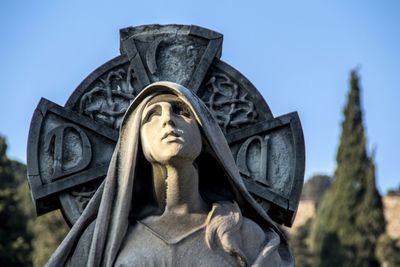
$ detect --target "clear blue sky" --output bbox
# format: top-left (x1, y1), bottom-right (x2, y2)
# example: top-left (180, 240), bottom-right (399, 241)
top-left (1, 1), bottom-right (399, 193)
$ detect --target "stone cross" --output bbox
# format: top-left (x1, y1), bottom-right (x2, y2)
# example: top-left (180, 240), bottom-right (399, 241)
top-left (27, 25), bottom-right (304, 227)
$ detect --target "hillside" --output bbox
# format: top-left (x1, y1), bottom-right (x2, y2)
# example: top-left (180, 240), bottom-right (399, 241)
top-left (290, 196), bottom-right (400, 239)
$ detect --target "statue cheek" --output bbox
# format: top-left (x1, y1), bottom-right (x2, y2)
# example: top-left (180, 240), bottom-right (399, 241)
top-left (141, 127), bottom-right (156, 161)
top-left (183, 123), bottom-right (202, 158)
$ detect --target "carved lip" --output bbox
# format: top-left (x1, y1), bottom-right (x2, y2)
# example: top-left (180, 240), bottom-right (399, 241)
top-left (161, 130), bottom-right (180, 141)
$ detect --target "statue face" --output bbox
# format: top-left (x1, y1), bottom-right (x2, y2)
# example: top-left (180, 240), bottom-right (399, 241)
top-left (140, 97), bottom-right (202, 164)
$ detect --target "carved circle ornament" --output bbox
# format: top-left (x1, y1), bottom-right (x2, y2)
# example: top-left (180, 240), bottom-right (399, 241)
top-left (27, 25), bottom-right (305, 227)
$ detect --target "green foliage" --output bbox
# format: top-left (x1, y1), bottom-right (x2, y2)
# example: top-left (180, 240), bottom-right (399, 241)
top-left (290, 219), bottom-right (313, 267)
top-left (32, 210), bottom-right (69, 267)
top-left (309, 71), bottom-right (385, 266)
top-left (0, 134), bottom-right (69, 267)
top-left (376, 234), bottom-right (400, 267)
top-left (301, 175), bottom-right (332, 204)
top-left (16, 180), bottom-right (69, 267)
top-left (0, 135), bottom-right (33, 267)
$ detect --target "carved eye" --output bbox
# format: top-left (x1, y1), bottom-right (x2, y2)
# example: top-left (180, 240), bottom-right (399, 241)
top-left (172, 102), bottom-right (191, 118)
top-left (143, 105), bottom-right (161, 123)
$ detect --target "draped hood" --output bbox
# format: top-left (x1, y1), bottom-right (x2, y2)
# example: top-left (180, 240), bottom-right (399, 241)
top-left (46, 81), bottom-right (286, 267)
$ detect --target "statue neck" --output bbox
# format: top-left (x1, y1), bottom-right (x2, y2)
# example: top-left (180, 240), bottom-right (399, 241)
top-left (142, 161), bottom-right (210, 242)
top-left (163, 161), bottom-right (208, 214)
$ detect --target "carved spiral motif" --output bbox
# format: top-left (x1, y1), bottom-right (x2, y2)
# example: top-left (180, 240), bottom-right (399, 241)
top-left (202, 73), bottom-right (258, 133)
top-left (78, 66), bottom-right (136, 130)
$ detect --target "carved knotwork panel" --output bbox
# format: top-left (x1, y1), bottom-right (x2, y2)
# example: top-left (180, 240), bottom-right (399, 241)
top-left (202, 73), bottom-right (258, 133)
top-left (76, 62), bottom-right (136, 130)
top-left (198, 59), bottom-right (273, 134)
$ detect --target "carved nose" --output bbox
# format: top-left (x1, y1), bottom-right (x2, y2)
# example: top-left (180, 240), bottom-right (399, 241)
top-left (163, 119), bottom-right (175, 127)
top-left (162, 107), bottom-right (176, 127)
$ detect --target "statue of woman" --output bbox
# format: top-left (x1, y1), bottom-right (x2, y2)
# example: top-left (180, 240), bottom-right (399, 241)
top-left (46, 82), bottom-right (294, 267)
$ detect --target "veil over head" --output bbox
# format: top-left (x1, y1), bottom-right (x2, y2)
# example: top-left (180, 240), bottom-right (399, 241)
top-left (46, 82), bottom-right (288, 267)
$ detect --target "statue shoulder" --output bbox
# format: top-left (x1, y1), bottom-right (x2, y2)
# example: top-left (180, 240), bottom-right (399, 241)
top-left (207, 201), bottom-right (293, 266)
top-left (208, 201), bottom-right (266, 251)
top-left (241, 216), bottom-right (266, 244)
top-left (240, 216), bottom-right (266, 261)
top-left (240, 217), bottom-right (294, 266)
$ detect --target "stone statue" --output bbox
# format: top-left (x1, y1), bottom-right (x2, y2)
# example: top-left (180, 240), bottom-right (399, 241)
top-left (46, 82), bottom-right (294, 267)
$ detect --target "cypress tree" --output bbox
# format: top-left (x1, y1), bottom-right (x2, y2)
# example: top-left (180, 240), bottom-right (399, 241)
top-left (309, 71), bottom-right (385, 266)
